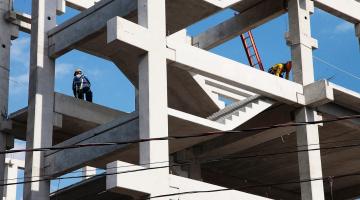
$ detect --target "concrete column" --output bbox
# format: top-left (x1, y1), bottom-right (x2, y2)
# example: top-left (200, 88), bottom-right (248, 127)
top-left (356, 23), bottom-right (360, 47)
top-left (138, 0), bottom-right (169, 198)
top-left (288, 0), bottom-right (316, 85)
top-left (82, 166), bottom-right (96, 180)
top-left (3, 162), bottom-right (18, 200)
top-left (0, 0), bottom-right (12, 198)
top-left (288, 0), bottom-right (325, 199)
top-left (23, 0), bottom-right (57, 199)
top-left (295, 107), bottom-right (324, 200)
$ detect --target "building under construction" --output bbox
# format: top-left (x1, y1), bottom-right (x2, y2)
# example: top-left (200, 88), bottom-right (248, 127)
top-left (0, 0), bottom-right (360, 199)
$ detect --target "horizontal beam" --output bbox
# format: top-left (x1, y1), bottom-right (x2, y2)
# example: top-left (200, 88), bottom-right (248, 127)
top-left (317, 103), bottom-right (360, 128)
top-left (65, 0), bottom-right (100, 11)
top-left (166, 39), bottom-right (304, 105)
top-left (303, 80), bottom-right (334, 106)
top-left (4, 11), bottom-right (30, 34)
top-left (313, 0), bottom-right (360, 23)
top-left (193, 0), bottom-right (287, 50)
top-left (198, 126), bottom-right (295, 159)
top-left (48, 0), bottom-right (136, 58)
top-left (203, 0), bottom-right (244, 9)
top-left (45, 112), bottom-right (139, 177)
top-left (54, 93), bottom-right (126, 125)
top-left (107, 160), bottom-right (271, 200)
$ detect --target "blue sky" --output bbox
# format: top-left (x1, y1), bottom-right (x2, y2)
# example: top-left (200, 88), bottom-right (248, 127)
top-left (7, 1), bottom-right (360, 199)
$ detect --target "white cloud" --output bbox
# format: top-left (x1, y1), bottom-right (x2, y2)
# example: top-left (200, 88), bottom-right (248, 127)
top-left (335, 21), bottom-right (353, 33)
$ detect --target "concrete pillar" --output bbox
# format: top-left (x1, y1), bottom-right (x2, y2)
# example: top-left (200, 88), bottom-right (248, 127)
top-left (3, 162), bottom-right (18, 200)
top-left (356, 23), bottom-right (360, 48)
top-left (288, 0), bottom-right (325, 199)
top-left (295, 107), bottom-right (324, 200)
top-left (138, 0), bottom-right (169, 198)
top-left (0, 0), bottom-right (12, 198)
top-left (288, 0), bottom-right (316, 85)
top-left (82, 166), bottom-right (96, 180)
top-left (23, 0), bottom-right (57, 199)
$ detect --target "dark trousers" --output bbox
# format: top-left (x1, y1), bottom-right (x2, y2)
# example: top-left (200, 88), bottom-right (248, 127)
top-left (77, 87), bottom-right (93, 102)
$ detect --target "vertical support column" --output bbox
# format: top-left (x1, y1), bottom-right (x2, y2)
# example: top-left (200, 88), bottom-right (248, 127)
top-left (23, 0), bottom-right (57, 199)
top-left (288, 0), bottom-right (316, 85)
top-left (0, 0), bottom-right (12, 198)
top-left (4, 162), bottom-right (18, 200)
top-left (82, 166), bottom-right (96, 180)
top-left (355, 23), bottom-right (360, 48)
top-left (288, 0), bottom-right (324, 200)
top-left (138, 0), bottom-right (169, 198)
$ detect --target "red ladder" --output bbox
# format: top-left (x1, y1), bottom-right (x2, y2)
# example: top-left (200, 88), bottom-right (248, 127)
top-left (240, 31), bottom-right (264, 71)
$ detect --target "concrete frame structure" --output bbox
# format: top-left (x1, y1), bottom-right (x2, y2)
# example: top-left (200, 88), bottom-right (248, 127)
top-left (0, 0), bottom-right (359, 199)
top-left (2, 158), bottom-right (25, 200)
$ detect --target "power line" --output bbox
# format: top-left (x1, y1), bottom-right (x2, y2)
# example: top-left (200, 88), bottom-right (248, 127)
top-left (2, 160), bottom-right (359, 199)
top-left (3, 114), bottom-right (360, 155)
top-left (0, 114), bottom-right (359, 185)
top-left (314, 55), bottom-right (360, 81)
top-left (3, 141), bottom-right (360, 187)
top-left (3, 136), bottom-right (360, 183)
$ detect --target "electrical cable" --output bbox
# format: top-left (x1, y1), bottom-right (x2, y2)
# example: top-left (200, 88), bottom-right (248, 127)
top-left (314, 55), bottom-right (360, 81)
top-left (4, 135), bottom-right (360, 184)
top-left (3, 141), bottom-right (360, 187)
top-left (3, 114), bottom-right (360, 155)
top-left (3, 136), bottom-right (360, 183)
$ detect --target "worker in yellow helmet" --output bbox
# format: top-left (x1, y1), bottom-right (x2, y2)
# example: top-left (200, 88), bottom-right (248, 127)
top-left (268, 61), bottom-right (292, 80)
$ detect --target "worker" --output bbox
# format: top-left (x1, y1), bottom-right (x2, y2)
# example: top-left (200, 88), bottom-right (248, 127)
top-left (268, 61), bottom-right (292, 80)
top-left (72, 68), bottom-right (93, 102)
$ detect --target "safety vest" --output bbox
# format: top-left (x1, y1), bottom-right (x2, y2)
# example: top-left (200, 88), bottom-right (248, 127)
top-left (73, 75), bottom-right (91, 90)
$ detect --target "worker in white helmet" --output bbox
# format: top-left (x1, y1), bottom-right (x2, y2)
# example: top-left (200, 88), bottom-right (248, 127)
top-left (72, 68), bottom-right (93, 102)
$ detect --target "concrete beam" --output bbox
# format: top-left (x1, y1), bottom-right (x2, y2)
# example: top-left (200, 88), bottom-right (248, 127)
top-left (4, 11), bottom-right (31, 34)
top-left (54, 93), bottom-right (126, 125)
top-left (203, 0), bottom-right (245, 9)
top-left (313, 0), bottom-right (360, 23)
top-left (23, 0), bottom-right (57, 199)
top-left (48, 0), bottom-right (136, 58)
top-left (166, 38), bottom-right (304, 105)
top-left (65, 0), bottom-right (100, 11)
top-left (304, 80), bottom-right (334, 106)
top-left (192, 0), bottom-right (287, 50)
top-left (317, 103), bottom-right (360, 129)
top-left (107, 160), bottom-right (271, 200)
top-left (197, 126), bottom-right (295, 159)
top-left (202, 168), bottom-right (300, 200)
top-left (44, 113), bottom-right (138, 177)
